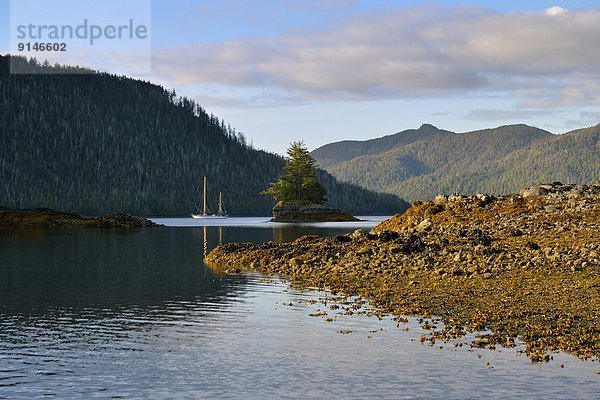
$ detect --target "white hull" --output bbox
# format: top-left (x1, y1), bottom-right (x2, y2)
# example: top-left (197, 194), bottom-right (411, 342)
top-left (191, 214), bottom-right (228, 219)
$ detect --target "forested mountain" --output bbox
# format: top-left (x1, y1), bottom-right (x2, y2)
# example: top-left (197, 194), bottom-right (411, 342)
top-left (313, 124), bottom-right (454, 169)
top-left (312, 123), bottom-right (599, 201)
top-left (0, 56), bottom-right (408, 216)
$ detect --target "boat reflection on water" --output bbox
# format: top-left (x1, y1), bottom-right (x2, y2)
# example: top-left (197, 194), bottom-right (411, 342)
top-left (202, 225), bottom-right (223, 259)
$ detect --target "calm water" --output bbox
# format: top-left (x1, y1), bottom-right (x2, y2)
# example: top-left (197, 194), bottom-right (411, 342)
top-left (0, 219), bottom-right (598, 399)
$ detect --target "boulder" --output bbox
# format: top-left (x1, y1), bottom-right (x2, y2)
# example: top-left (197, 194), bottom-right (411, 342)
top-left (434, 195), bottom-right (448, 205)
top-left (521, 186), bottom-right (549, 197)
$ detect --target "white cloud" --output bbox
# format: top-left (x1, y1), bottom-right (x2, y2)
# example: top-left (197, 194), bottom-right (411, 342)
top-left (545, 6), bottom-right (568, 16)
top-left (151, 6), bottom-right (600, 109)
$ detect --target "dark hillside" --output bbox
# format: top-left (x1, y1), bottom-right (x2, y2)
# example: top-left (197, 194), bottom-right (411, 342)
top-left (0, 56), bottom-right (409, 216)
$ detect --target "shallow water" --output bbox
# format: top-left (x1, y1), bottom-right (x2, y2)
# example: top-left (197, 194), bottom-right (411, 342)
top-left (0, 220), bottom-right (597, 399)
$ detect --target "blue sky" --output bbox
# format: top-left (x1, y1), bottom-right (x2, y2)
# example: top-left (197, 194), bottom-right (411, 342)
top-left (2, 0), bottom-right (600, 154)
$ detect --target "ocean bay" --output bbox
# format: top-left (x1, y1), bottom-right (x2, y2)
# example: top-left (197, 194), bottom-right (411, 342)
top-left (1, 220), bottom-right (597, 399)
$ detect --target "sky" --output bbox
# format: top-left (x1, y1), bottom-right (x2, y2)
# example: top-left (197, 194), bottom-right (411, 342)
top-left (1, 0), bottom-right (600, 155)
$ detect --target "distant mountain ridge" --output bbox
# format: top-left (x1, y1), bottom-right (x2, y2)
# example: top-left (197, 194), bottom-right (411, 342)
top-left (313, 124), bottom-right (454, 169)
top-left (0, 56), bottom-right (409, 216)
top-left (312, 123), bottom-right (599, 201)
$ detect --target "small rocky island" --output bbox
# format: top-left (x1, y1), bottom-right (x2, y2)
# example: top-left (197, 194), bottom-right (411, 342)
top-left (207, 182), bottom-right (600, 363)
top-left (271, 201), bottom-right (358, 222)
top-left (263, 141), bottom-right (358, 222)
top-left (0, 207), bottom-right (159, 229)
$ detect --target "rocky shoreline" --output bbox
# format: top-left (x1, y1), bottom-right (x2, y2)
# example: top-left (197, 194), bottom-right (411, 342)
top-left (271, 201), bottom-right (359, 222)
top-left (206, 182), bottom-right (600, 363)
top-left (0, 208), bottom-right (159, 229)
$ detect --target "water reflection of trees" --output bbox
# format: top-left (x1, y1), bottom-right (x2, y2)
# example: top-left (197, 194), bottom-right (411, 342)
top-left (0, 225), bottom-right (356, 323)
top-left (0, 229), bottom-right (248, 322)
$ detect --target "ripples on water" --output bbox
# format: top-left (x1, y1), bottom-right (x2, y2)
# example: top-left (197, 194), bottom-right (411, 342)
top-left (0, 223), bottom-right (598, 399)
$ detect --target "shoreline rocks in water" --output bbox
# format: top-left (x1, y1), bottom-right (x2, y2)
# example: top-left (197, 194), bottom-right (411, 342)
top-left (0, 207), bottom-right (160, 229)
top-left (271, 201), bottom-right (359, 222)
top-left (206, 182), bottom-right (600, 363)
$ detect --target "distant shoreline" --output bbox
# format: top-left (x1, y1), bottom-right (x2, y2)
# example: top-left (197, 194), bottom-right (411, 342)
top-left (0, 207), bottom-right (160, 230)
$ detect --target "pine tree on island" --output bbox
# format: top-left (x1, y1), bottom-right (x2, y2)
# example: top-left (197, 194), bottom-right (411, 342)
top-left (263, 142), bottom-right (358, 222)
top-left (263, 141), bottom-right (326, 205)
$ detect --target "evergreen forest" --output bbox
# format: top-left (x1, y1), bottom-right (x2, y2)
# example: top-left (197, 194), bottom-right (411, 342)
top-left (0, 56), bottom-right (409, 216)
top-left (312, 123), bottom-right (599, 201)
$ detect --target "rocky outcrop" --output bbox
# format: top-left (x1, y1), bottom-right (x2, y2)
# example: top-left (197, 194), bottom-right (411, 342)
top-left (206, 183), bottom-right (600, 363)
top-left (0, 208), bottom-right (160, 229)
top-left (96, 213), bottom-right (158, 228)
top-left (520, 181), bottom-right (599, 198)
top-left (271, 201), bottom-right (359, 222)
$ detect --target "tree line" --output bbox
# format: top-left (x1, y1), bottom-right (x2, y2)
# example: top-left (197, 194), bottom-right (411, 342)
top-left (0, 56), bottom-right (409, 216)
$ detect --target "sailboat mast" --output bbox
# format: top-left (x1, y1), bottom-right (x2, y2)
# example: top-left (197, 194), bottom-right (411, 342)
top-left (218, 192), bottom-right (223, 214)
top-left (203, 176), bottom-right (207, 215)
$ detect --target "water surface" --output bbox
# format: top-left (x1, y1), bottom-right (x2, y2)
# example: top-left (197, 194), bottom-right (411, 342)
top-left (0, 220), bottom-right (597, 399)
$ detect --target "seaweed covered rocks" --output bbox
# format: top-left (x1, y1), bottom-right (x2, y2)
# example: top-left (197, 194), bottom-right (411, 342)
top-left (206, 183), bottom-right (600, 363)
top-left (271, 201), bottom-right (359, 222)
top-left (0, 208), bottom-right (159, 229)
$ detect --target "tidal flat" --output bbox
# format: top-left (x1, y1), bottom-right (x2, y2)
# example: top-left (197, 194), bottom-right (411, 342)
top-left (207, 183), bottom-right (600, 364)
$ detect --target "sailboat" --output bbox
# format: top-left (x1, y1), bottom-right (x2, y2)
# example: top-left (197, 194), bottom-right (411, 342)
top-left (191, 176), bottom-right (229, 219)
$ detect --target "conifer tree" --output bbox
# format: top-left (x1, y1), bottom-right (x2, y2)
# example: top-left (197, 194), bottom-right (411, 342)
top-left (263, 141), bottom-right (326, 204)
